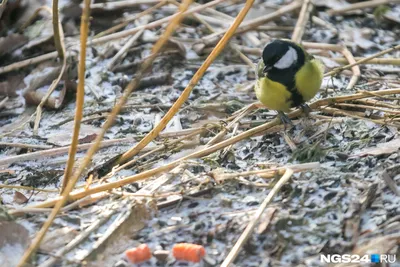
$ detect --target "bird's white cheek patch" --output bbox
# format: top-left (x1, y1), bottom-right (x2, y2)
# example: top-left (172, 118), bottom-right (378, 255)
top-left (274, 46), bottom-right (298, 69)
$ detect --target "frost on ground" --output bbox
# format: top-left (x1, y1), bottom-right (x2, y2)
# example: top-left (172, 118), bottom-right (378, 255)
top-left (1, 0), bottom-right (400, 266)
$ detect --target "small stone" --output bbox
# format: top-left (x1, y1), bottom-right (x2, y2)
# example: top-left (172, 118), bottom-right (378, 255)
top-left (114, 260), bottom-right (128, 267)
top-left (203, 255), bottom-right (217, 266)
top-left (153, 250), bottom-right (170, 262)
top-left (220, 197), bottom-right (232, 208)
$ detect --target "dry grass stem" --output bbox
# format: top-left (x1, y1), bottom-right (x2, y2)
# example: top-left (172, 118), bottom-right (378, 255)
top-left (0, 96), bottom-right (8, 109)
top-left (32, 18), bottom-right (67, 135)
top-left (89, 0), bottom-right (160, 11)
top-left (38, 209), bottom-right (116, 267)
top-left (0, 0), bottom-right (224, 75)
top-left (16, 0), bottom-right (91, 265)
top-left (18, 6), bottom-right (52, 31)
top-left (206, 102), bottom-right (254, 146)
top-left (213, 162), bottom-right (319, 182)
top-left (332, 57), bottom-right (400, 65)
top-left (185, 5), bottom-right (255, 68)
top-left (0, 51), bottom-right (58, 75)
top-left (0, 184), bottom-right (59, 193)
top-left (291, 0), bottom-right (314, 43)
top-left (104, 126), bottom-right (210, 179)
top-left (52, 0), bottom-right (64, 60)
top-left (341, 47), bottom-right (361, 89)
top-left (335, 103), bottom-right (400, 115)
top-left (354, 99), bottom-right (400, 109)
top-left (61, 0), bottom-right (92, 193)
top-left (0, 137), bottom-right (143, 166)
top-left (95, 1), bottom-right (168, 38)
top-left (0, 142), bottom-right (52, 150)
top-left (107, 29), bottom-right (144, 71)
top-left (196, 1), bottom-right (302, 49)
top-left (55, 0), bottom-right (194, 203)
top-left (92, 0), bottom-right (225, 45)
top-left (328, 0), bottom-right (400, 15)
top-left (0, 0), bottom-right (8, 19)
top-left (321, 107), bottom-right (399, 127)
top-left (325, 44), bottom-right (400, 77)
top-left (221, 168), bottom-right (294, 267)
top-left (311, 16), bottom-right (337, 34)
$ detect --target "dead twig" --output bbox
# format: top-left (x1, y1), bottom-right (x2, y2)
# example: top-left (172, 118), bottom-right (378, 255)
top-left (341, 47), bottom-right (361, 89)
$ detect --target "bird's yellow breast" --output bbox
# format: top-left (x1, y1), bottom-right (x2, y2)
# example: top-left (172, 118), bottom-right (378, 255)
top-left (254, 58), bottom-right (323, 112)
top-left (295, 58), bottom-right (324, 102)
top-left (255, 77), bottom-right (292, 112)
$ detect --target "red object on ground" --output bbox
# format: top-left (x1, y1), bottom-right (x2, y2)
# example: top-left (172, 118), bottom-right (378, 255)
top-left (172, 243), bottom-right (206, 262)
top-left (125, 244), bottom-right (152, 264)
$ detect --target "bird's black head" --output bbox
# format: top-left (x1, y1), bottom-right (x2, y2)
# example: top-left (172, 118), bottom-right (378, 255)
top-left (262, 40), bottom-right (303, 73)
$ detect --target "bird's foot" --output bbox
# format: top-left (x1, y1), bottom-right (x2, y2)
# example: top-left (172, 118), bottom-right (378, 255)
top-left (300, 103), bottom-right (311, 117)
top-left (278, 111), bottom-right (293, 129)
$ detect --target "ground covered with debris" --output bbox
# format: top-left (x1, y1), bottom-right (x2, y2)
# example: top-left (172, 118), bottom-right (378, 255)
top-left (1, 0), bottom-right (400, 266)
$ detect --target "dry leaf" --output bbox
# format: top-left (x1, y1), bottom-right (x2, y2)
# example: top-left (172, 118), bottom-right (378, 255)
top-left (352, 138), bottom-right (400, 157)
top-left (23, 64), bottom-right (76, 109)
top-left (47, 122), bottom-right (102, 146)
top-left (13, 191), bottom-right (29, 204)
top-left (79, 133), bottom-right (98, 144)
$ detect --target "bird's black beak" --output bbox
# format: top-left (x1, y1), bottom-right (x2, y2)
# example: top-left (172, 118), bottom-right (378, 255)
top-left (263, 65), bottom-right (271, 73)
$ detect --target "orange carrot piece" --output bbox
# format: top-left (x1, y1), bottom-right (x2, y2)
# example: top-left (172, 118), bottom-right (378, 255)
top-left (125, 244), bottom-right (152, 264)
top-left (172, 243), bottom-right (206, 263)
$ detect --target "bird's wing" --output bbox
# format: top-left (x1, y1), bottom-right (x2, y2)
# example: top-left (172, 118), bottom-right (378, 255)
top-left (256, 59), bottom-right (265, 79)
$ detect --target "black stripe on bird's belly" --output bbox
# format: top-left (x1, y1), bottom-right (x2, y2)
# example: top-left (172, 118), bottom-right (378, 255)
top-left (266, 44), bottom-right (306, 108)
top-left (267, 67), bottom-right (304, 108)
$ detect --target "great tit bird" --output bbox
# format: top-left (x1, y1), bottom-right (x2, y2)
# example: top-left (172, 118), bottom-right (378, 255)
top-left (254, 39), bottom-right (324, 124)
